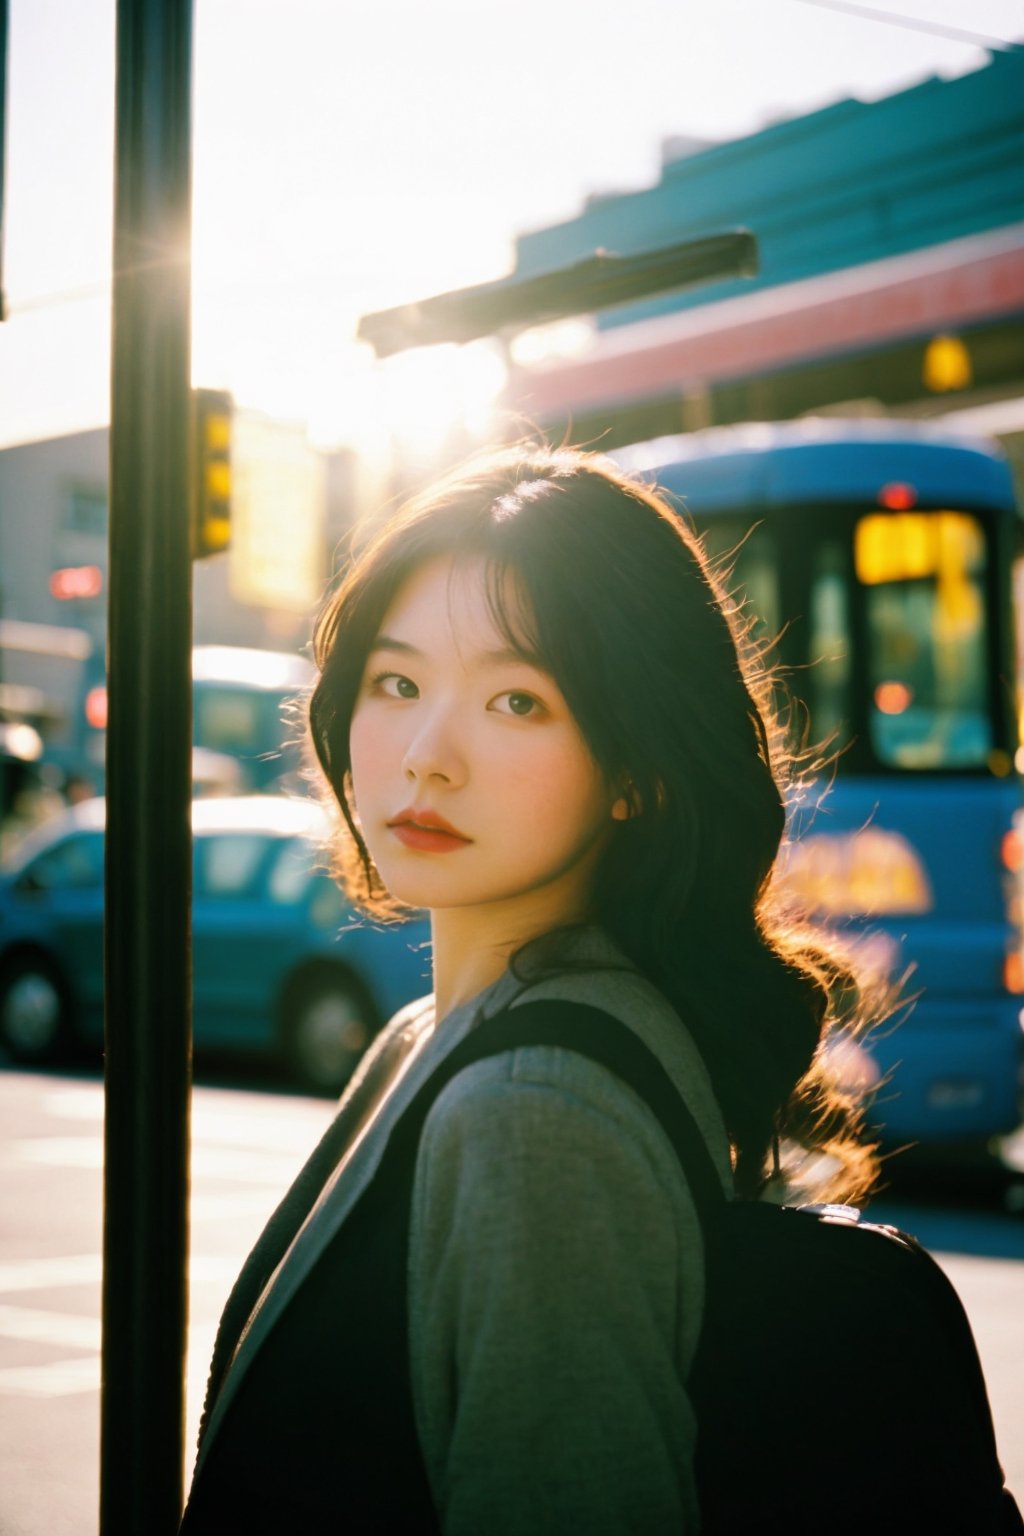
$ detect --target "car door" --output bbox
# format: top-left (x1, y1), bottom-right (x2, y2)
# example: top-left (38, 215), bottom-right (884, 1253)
top-left (9, 831), bottom-right (106, 1033)
top-left (191, 829), bottom-right (309, 1050)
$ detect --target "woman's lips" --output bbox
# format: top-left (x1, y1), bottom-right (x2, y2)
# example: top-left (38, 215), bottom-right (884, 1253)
top-left (391, 824), bottom-right (471, 853)
top-left (387, 809), bottom-right (472, 854)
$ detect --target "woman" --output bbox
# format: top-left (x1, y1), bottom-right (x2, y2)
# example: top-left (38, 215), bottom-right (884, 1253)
top-left (181, 445), bottom-right (877, 1534)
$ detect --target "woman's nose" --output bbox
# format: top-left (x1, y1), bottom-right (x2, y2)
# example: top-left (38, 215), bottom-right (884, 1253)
top-left (401, 705), bottom-right (467, 787)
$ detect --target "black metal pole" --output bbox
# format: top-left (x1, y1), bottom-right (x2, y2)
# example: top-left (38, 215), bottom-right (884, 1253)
top-left (101, 1), bottom-right (193, 1532)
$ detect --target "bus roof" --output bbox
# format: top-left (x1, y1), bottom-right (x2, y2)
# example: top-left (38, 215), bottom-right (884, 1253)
top-left (613, 418), bottom-right (1017, 514)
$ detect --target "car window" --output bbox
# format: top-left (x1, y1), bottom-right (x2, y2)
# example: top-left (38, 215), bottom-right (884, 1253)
top-left (194, 833), bottom-right (270, 898)
top-left (265, 837), bottom-right (347, 926)
top-left (309, 875), bottom-right (347, 930)
top-left (809, 535), bottom-right (854, 756)
top-left (266, 837), bottom-right (315, 905)
top-left (15, 832), bottom-right (105, 894)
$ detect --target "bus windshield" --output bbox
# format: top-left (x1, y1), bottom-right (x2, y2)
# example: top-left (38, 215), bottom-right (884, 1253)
top-left (702, 505), bottom-right (999, 774)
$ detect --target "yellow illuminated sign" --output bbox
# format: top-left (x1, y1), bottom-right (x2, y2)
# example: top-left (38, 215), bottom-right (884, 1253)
top-left (774, 826), bottom-right (933, 918)
top-left (228, 411), bottom-right (326, 612)
top-left (855, 511), bottom-right (983, 586)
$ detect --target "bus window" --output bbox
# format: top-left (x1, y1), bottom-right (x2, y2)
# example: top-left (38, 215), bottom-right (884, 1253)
top-left (699, 521), bottom-right (780, 644)
top-left (809, 539), bottom-right (853, 755)
top-left (855, 511), bottom-right (990, 770)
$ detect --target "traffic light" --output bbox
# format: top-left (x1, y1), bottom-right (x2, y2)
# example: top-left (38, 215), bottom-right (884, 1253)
top-left (191, 387), bottom-right (233, 558)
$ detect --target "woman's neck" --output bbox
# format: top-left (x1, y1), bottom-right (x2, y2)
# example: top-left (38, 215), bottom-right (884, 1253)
top-left (430, 918), bottom-right (512, 1021)
top-left (430, 885), bottom-right (595, 1020)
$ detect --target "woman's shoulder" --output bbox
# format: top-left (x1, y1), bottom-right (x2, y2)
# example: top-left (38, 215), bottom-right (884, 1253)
top-left (334, 991), bottom-right (435, 1108)
top-left (369, 990), bottom-right (436, 1073)
top-left (386, 991), bottom-right (436, 1036)
top-left (419, 930), bottom-right (729, 1188)
top-left (505, 965), bottom-right (731, 1182)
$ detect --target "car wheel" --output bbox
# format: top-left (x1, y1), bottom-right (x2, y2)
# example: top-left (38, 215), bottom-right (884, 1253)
top-left (0, 956), bottom-right (71, 1064)
top-left (285, 974), bottom-right (375, 1094)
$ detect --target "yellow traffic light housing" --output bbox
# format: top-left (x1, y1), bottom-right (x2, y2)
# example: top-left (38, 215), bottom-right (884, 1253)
top-left (923, 334), bottom-right (972, 394)
top-left (191, 388), bottom-right (233, 558)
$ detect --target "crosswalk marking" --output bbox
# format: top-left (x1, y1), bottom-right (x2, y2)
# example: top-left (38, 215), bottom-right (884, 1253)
top-left (0, 1302), bottom-right (100, 1350)
top-left (191, 1189), bottom-right (280, 1221)
top-left (0, 1254), bottom-right (102, 1292)
top-left (0, 1308), bottom-right (218, 1400)
top-left (0, 1356), bottom-right (100, 1397)
top-left (43, 1085), bottom-right (332, 1153)
top-left (1, 1085), bottom-right (331, 1402)
top-left (7, 1136), bottom-right (104, 1169)
top-left (0, 1252), bottom-right (242, 1297)
top-left (8, 1136), bottom-right (317, 1185)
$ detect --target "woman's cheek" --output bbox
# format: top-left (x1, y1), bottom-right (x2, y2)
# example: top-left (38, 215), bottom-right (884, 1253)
top-left (350, 706), bottom-right (389, 784)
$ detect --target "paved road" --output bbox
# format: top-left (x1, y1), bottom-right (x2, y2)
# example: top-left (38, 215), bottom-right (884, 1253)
top-left (0, 1064), bottom-right (333, 1536)
top-left (1, 1065), bottom-right (1022, 1535)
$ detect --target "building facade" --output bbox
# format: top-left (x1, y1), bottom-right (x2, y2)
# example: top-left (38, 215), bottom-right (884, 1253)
top-left (505, 51), bottom-right (1024, 451)
top-left (0, 425), bottom-right (355, 776)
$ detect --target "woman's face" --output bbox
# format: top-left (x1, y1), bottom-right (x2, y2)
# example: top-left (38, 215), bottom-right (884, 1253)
top-left (349, 554), bottom-right (623, 929)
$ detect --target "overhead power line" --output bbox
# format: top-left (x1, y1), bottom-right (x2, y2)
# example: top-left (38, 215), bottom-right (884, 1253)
top-left (785, 0), bottom-right (1022, 49)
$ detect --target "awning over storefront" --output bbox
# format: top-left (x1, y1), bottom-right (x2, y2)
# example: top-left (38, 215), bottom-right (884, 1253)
top-left (508, 224), bottom-right (1024, 419)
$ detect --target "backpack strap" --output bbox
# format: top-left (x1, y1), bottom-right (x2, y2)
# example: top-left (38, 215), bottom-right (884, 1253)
top-left (442, 998), bottom-right (728, 1229)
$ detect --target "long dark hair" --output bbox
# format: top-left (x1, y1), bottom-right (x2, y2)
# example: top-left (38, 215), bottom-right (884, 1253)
top-left (309, 445), bottom-right (882, 1200)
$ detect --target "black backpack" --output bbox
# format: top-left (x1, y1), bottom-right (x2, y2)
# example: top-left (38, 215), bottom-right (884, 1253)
top-left (462, 999), bottom-right (1023, 1536)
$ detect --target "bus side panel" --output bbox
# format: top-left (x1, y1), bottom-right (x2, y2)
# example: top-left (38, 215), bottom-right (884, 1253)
top-left (788, 775), bottom-right (1024, 1145)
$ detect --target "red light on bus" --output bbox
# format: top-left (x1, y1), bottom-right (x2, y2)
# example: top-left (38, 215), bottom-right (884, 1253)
top-left (878, 483), bottom-right (917, 511)
top-left (1003, 829), bottom-right (1024, 873)
top-left (1004, 951), bottom-right (1024, 995)
top-left (874, 681), bottom-right (913, 715)
top-left (50, 565), bottom-right (104, 600)
top-left (85, 686), bottom-right (108, 730)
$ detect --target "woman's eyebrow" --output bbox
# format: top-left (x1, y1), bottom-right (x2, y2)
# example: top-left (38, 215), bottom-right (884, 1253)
top-left (368, 636), bottom-right (546, 670)
top-left (479, 646), bottom-right (546, 670)
top-left (368, 635), bottom-right (420, 656)
top-left (444, 640), bottom-right (547, 670)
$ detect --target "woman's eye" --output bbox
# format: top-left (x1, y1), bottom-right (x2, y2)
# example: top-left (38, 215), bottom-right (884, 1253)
top-left (492, 690), bottom-right (541, 718)
top-left (371, 671), bottom-right (419, 700)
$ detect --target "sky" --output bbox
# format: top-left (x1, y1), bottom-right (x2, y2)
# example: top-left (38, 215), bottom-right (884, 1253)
top-left (1, 0), bottom-right (1022, 454)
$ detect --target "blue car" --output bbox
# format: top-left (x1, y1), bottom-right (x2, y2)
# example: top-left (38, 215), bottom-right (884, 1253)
top-left (0, 796), bottom-right (432, 1092)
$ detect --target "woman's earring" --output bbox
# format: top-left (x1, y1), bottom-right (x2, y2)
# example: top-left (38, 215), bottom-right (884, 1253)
top-left (612, 779), bottom-right (638, 821)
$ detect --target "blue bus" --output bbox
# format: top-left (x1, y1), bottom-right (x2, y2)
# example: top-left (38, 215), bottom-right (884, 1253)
top-left (616, 419), bottom-right (1023, 1153)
